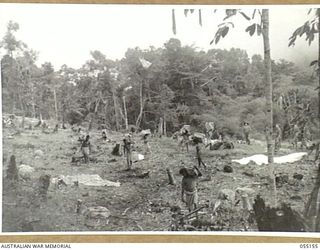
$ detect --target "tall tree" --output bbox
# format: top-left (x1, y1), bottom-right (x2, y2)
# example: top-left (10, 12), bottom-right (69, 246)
top-left (173, 8), bottom-right (274, 163)
top-left (0, 21), bottom-right (29, 114)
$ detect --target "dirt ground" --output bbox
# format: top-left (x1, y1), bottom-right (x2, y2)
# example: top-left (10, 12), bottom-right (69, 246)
top-left (2, 126), bottom-right (319, 232)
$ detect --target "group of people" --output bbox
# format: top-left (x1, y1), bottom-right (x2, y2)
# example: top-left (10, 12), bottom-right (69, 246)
top-left (241, 121), bottom-right (312, 154)
top-left (77, 128), bottom-right (151, 169)
top-left (75, 120), bottom-right (315, 215)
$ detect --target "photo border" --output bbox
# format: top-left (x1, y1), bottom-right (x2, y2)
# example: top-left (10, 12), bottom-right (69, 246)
top-left (0, 0), bottom-right (319, 243)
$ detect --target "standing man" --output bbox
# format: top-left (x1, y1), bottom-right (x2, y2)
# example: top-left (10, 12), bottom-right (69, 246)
top-left (243, 122), bottom-right (251, 145)
top-left (300, 122), bottom-right (309, 149)
top-left (195, 141), bottom-right (207, 169)
top-left (142, 133), bottom-right (151, 154)
top-left (293, 123), bottom-right (300, 150)
top-left (123, 134), bottom-right (133, 169)
top-left (180, 166), bottom-right (202, 212)
top-left (181, 128), bottom-right (191, 152)
top-left (80, 135), bottom-right (91, 164)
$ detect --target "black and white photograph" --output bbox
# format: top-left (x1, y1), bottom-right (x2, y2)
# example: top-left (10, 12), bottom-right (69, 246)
top-left (0, 3), bottom-right (320, 233)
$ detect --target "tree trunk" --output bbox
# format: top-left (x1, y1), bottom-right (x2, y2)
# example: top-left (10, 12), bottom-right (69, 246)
top-left (135, 81), bottom-right (144, 128)
top-left (104, 103), bottom-right (108, 129)
top-left (158, 117), bottom-right (163, 136)
top-left (304, 165), bottom-right (320, 231)
top-left (18, 92), bottom-right (23, 111)
top-left (163, 118), bottom-right (166, 136)
top-left (123, 95), bottom-right (128, 130)
top-left (11, 93), bottom-right (15, 114)
top-left (21, 114), bottom-right (25, 129)
top-left (262, 9), bottom-right (274, 164)
top-left (262, 9), bottom-right (276, 207)
top-left (53, 88), bottom-right (58, 122)
top-left (112, 91), bottom-right (120, 131)
top-left (88, 115), bottom-right (93, 131)
top-left (32, 101), bottom-right (36, 118)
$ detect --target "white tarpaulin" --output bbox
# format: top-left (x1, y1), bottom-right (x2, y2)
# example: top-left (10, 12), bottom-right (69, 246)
top-left (132, 152), bottom-right (144, 162)
top-left (232, 152), bottom-right (308, 166)
top-left (52, 174), bottom-right (120, 187)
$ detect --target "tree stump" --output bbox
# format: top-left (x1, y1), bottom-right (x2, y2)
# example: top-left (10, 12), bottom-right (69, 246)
top-left (166, 168), bottom-right (176, 185)
top-left (6, 155), bottom-right (19, 182)
top-left (111, 143), bottom-right (122, 156)
top-left (38, 174), bottom-right (51, 200)
top-left (253, 195), bottom-right (306, 232)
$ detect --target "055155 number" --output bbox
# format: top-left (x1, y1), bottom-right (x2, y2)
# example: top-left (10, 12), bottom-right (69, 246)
top-left (300, 244), bottom-right (319, 248)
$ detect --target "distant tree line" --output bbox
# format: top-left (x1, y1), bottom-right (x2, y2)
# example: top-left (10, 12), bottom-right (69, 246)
top-left (1, 21), bottom-right (318, 139)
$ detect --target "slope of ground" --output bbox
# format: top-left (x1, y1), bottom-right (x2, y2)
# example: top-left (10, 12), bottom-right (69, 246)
top-left (2, 127), bottom-right (318, 232)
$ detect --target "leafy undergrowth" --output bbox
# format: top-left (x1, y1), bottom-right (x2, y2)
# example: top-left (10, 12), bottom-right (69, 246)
top-left (2, 128), bottom-right (318, 232)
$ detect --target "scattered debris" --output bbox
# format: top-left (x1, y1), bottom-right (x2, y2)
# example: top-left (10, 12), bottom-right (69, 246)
top-left (290, 195), bottom-right (303, 201)
top-left (84, 206), bottom-right (111, 228)
top-left (51, 174), bottom-right (120, 187)
top-left (242, 171), bottom-right (255, 177)
top-left (136, 171), bottom-right (150, 179)
top-left (223, 165), bottom-right (233, 173)
top-left (293, 173), bottom-right (304, 180)
top-left (122, 207), bottom-right (131, 215)
top-left (18, 164), bottom-right (35, 181)
top-left (34, 149), bottom-right (44, 158)
top-left (275, 173), bottom-right (289, 188)
top-left (56, 178), bottom-right (68, 189)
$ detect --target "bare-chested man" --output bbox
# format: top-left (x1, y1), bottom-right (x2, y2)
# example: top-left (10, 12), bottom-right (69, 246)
top-left (180, 166), bottom-right (202, 212)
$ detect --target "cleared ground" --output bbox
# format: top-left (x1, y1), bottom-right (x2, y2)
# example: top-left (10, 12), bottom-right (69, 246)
top-left (2, 127), bottom-right (318, 232)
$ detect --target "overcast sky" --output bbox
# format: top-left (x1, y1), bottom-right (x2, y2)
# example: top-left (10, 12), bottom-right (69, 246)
top-left (0, 4), bottom-right (318, 70)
